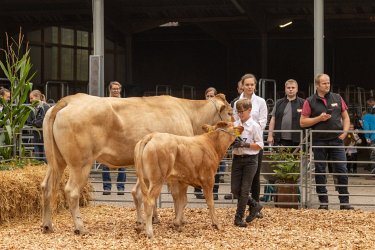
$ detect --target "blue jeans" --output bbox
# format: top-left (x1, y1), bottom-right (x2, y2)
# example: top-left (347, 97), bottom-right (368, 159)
top-left (34, 143), bottom-right (46, 163)
top-left (370, 140), bottom-right (375, 173)
top-left (102, 165), bottom-right (126, 190)
top-left (312, 138), bottom-right (349, 204)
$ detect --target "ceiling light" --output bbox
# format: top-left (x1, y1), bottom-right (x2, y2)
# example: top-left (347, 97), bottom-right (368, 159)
top-left (279, 21), bottom-right (293, 28)
top-left (159, 22), bottom-right (179, 27)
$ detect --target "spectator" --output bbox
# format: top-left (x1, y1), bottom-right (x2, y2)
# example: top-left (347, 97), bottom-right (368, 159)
top-left (367, 97), bottom-right (375, 114)
top-left (229, 73), bottom-right (268, 219)
top-left (194, 87), bottom-right (222, 200)
top-left (231, 98), bottom-right (263, 227)
top-left (344, 123), bottom-right (362, 174)
top-left (0, 87), bottom-right (10, 113)
top-left (362, 108), bottom-right (375, 175)
top-left (300, 73), bottom-right (353, 210)
top-left (102, 81), bottom-right (126, 195)
top-left (267, 79), bottom-right (305, 147)
top-left (27, 90), bottom-right (50, 162)
top-left (230, 80), bottom-right (243, 108)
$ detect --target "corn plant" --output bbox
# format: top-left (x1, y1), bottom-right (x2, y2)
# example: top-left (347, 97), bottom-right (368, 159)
top-left (0, 30), bottom-right (36, 160)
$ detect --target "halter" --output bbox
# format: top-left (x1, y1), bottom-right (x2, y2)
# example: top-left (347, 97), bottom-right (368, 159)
top-left (215, 128), bottom-right (237, 137)
top-left (209, 99), bottom-right (223, 121)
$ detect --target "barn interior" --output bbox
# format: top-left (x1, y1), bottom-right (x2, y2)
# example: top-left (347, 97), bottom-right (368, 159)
top-left (1, 0), bottom-right (375, 115)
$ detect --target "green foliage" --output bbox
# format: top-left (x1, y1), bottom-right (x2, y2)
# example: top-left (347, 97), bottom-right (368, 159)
top-left (0, 158), bottom-right (44, 171)
top-left (267, 148), bottom-right (300, 183)
top-left (0, 30), bottom-right (36, 160)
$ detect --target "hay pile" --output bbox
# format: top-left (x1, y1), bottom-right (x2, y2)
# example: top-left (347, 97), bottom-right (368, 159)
top-left (0, 165), bottom-right (92, 223)
top-left (1, 206), bottom-right (375, 249)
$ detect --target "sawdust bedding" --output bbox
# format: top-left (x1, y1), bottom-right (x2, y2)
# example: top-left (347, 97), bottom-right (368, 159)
top-left (1, 205), bottom-right (375, 249)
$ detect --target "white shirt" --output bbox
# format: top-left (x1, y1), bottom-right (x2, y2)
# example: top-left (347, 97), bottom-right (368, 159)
top-left (233, 93), bottom-right (268, 130)
top-left (233, 118), bottom-right (264, 155)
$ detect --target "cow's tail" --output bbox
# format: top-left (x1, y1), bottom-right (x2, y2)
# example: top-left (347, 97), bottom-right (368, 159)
top-left (41, 99), bottom-right (68, 205)
top-left (134, 134), bottom-right (153, 202)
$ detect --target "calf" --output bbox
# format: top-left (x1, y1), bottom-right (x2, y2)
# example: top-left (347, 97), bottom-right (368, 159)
top-left (132, 121), bottom-right (243, 238)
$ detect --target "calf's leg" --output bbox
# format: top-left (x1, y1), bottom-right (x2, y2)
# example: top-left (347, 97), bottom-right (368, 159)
top-left (169, 181), bottom-right (188, 231)
top-left (131, 180), bottom-right (144, 231)
top-left (144, 183), bottom-right (163, 239)
top-left (203, 185), bottom-right (221, 230)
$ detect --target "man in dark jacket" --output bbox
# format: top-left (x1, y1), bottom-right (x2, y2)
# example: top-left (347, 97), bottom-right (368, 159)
top-left (267, 79), bottom-right (304, 146)
top-left (300, 73), bottom-right (353, 210)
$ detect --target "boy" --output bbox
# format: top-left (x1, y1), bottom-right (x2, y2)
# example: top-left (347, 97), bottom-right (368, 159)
top-left (231, 98), bottom-right (264, 227)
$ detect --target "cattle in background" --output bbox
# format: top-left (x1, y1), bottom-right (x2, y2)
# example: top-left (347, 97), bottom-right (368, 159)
top-left (132, 121), bottom-right (243, 239)
top-left (40, 93), bottom-right (232, 234)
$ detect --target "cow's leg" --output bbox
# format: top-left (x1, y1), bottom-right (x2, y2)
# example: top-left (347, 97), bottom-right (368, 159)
top-left (152, 198), bottom-right (160, 224)
top-left (64, 163), bottom-right (92, 235)
top-left (202, 184), bottom-right (221, 230)
top-left (131, 180), bottom-right (145, 232)
top-left (144, 183), bottom-right (163, 239)
top-left (169, 181), bottom-right (188, 231)
top-left (41, 164), bottom-right (66, 233)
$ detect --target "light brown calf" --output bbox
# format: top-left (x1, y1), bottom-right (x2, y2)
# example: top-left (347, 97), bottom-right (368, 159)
top-left (132, 121), bottom-right (243, 238)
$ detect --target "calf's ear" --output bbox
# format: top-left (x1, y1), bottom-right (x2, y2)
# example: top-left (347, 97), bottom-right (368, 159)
top-left (234, 126), bottom-right (244, 136)
top-left (202, 124), bottom-right (214, 133)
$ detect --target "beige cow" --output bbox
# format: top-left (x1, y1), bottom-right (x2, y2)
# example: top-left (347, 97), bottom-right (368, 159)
top-left (40, 93), bottom-right (232, 234)
top-left (132, 121), bottom-right (243, 238)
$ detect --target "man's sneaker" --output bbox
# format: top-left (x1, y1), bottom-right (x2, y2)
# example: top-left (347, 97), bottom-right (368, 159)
top-left (117, 189), bottom-right (125, 195)
top-left (340, 205), bottom-right (354, 210)
top-left (213, 194), bottom-right (218, 200)
top-left (245, 202), bottom-right (263, 223)
top-left (103, 190), bottom-right (111, 195)
top-left (318, 205), bottom-right (329, 210)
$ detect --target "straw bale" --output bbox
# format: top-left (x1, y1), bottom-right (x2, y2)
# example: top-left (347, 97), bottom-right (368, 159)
top-left (1, 206), bottom-right (375, 249)
top-left (0, 165), bottom-right (92, 223)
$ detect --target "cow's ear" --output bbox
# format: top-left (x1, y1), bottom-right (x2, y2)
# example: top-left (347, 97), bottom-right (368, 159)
top-left (202, 124), bottom-right (214, 133)
top-left (215, 93), bottom-right (226, 102)
top-left (216, 121), bottom-right (228, 128)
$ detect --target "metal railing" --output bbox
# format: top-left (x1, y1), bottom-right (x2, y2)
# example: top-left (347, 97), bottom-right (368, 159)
top-left (2, 128), bottom-right (375, 210)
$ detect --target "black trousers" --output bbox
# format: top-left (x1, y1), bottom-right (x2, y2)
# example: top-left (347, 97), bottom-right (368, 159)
top-left (231, 154), bottom-right (258, 217)
top-left (250, 150), bottom-right (263, 202)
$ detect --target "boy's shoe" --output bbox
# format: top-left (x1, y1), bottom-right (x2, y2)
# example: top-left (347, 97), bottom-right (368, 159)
top-left (246, 202), bottom-right (263, 223)
top-left (234, 216), bottom-right (247, 227)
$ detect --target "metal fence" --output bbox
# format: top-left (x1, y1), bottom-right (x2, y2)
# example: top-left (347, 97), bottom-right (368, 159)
top-left (1, 128), bottom-right (374, 210)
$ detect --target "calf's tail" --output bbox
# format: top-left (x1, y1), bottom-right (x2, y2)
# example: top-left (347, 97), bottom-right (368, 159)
top-left (134, 134), bottom-right (153, 202)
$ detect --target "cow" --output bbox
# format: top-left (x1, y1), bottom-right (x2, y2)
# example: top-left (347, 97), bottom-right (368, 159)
top-left (40, 93), bottom-right (232, 234)
top-left (132, 121), bottom-right (243, 238)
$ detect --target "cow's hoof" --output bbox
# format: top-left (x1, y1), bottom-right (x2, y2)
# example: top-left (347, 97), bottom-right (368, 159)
top-left (74, 228), bottom-right (88, 235)
top-left (174, 225), bottom-right (183, 232)
top-left (213, 223), bottom-right (222, 230)
top-left (41, 225), bottom-right (54, 234)
top-left (135, 222), bottom-right (143, 233)
top-left (152, 217), bottom-right (160, 224)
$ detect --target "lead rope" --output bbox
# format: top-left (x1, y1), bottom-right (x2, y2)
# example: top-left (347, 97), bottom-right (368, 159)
top-left (209, 99), bottom-right (223, 121)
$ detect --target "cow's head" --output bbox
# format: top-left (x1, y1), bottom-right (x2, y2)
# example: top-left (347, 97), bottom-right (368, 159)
top-left (212, 94), bottom-right (233, 122)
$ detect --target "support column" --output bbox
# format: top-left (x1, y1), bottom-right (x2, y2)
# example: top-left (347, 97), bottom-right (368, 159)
top-left (314, 0), bottom-right (324, 78)
top-left (261, 32), bottom-right (268, 78)
top-left (89, 0), bottom-right (105, 97)
top-left (125, 34), bottom-right (133, 84)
